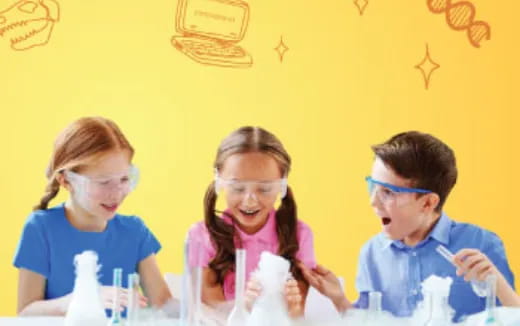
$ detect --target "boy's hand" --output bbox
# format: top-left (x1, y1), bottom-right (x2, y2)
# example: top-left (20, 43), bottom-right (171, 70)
top-left (453, 249), bottom-right (498, 282)
top-left (298, 263), bottom-right (351, 312)
top-left (244, 278), bottom-right (262, 311)
top-left (453, 249), bottom-right (520, 307)
top-left (284, 279), bottom-right (303, 318)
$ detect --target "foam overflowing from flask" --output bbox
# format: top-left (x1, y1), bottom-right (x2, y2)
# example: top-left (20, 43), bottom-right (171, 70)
top-left (64, 250), bottom-right (107, 326)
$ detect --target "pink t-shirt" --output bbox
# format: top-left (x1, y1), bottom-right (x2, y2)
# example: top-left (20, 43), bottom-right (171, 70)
top-left (186, 210), bottom-right (316, 300)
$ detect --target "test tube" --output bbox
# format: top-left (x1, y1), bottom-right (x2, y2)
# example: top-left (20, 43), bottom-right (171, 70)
top-left (108, 268), bottom-right (123, 325)
top-left (436, 245), bottom-right (455, 263)
top-left (435, 245), bottom-right (487, 297)
top-left (127, 273), bottom-right (140, 326)
top-left (226, 249), bottom-right (248, 326)
top-left (483, 274), bottom-right (503, 326)
top-left (368, 291), bottom-right (382, 313)
top-left (181, 238), bottom-right (203, 326)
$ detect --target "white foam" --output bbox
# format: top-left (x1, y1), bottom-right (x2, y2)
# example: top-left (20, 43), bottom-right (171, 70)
top-left (422, 275), bottom-right (454, 296)
top-left (247, 252), bottom-right (292, 326)
top-left (64, 251), bottom-right (107, 326)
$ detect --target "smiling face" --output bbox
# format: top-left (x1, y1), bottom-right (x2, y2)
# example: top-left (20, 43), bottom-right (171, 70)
top-left (0, 0), bottom-right (59, 50)
top-left (66, 149), bottom-right (134, 222)
top-left (219, 151), bottom-right (284, 235)
top-left (369, 157), bottom-right (440, 246)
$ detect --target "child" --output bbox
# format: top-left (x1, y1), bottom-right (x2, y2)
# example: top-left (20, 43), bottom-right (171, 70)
top-left (13, 117), bottom-right (172, 316)
top-left (300, 131), bottom-right (515, 322)
top-left (187, 126), bottom-right (316, 317)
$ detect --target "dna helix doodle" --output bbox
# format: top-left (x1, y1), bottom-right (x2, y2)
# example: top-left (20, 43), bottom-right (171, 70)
top-left (427, 0), bottom-right (490, 48)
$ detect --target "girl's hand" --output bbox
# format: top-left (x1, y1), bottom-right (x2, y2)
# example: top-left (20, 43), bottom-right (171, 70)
top-left (284, 279), bottom-right (303, 318)
top-left (99, 286), bottom-right (148, 311)
top-left (453, 249), bottom-right (498, 282)
top-left (244, 278), bottom-right (262, 311)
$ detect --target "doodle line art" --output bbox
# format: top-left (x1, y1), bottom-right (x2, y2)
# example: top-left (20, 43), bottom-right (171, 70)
top-left (353, 0), bottom-right (368, 16)
top-left (274, 36), bottom-right (288, 63)
top-left (427, 0), bottom-right (490, 48)
top-left (415, 44), bottom-right (440, 90)
top-left (0, 0), bottom-right (60, 51)
top-left (171, 0), bottom-right (253, 68)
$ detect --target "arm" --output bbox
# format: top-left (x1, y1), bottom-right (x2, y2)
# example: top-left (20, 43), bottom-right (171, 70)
top-left (454, 248), bottom-right (520, 307)
top-left (138, 254), bottom-right (172, 307)
top-left (17, 268), bottom-right (69, 316)
top-left (18, 268), bottom-right (148, 316)
top-left (496, 274), bottom-right (520, 307)
top-left (298, 263), bottom-right (352, 313)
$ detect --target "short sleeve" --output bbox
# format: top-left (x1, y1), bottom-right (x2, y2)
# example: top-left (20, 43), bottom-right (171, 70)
top-left (136, 218), bottom-right (162, 262)
top-left (186, 222), bottom-right (215, 268)
top-left (295, 222), bottom-right (317, 269)
top-left (13, 214), bottom-right (50, 278)
top-left (482, 232), bottom-right (515, 292)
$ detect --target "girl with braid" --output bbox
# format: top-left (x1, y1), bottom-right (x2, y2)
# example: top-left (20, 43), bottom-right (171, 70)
top-left (13, 117), bottom-right (171, 316)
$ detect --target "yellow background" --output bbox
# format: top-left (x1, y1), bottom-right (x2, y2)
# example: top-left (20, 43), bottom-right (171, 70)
top-left (1, 0), bottom-right (519, 316)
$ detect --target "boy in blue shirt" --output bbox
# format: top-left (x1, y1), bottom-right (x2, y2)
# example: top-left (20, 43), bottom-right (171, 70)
top-left (300, 131), bottom-right (515, 322)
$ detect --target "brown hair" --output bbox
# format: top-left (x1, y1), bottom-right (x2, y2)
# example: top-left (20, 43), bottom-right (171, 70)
top-left (204, 126), bottom-right (303, 285)
top-left (371, 131), bottom-right (457, 212)
top-left (34, 117), bottom-right (134, 211)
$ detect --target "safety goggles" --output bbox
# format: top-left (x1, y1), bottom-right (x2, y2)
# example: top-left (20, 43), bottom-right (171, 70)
top-left (64, 165), bottom-right (140, 198)
top-left (365, 176), bottom-right (431, 205)
top-left (215, 172), bottom-right (287, 201)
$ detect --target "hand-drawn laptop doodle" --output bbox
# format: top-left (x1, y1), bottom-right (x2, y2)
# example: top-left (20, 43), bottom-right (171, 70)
top-left (171, 0), bottom-right (252, 68)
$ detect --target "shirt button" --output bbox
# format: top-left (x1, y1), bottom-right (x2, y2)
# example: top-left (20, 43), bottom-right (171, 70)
top-left (411, 289), bottom-right (418, 295)
top-left (411, 251), bottom-right (417, 257)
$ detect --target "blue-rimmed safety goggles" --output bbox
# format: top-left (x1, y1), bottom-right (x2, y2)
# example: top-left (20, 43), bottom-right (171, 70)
top-left (365, 176), bottom-right (432, 195)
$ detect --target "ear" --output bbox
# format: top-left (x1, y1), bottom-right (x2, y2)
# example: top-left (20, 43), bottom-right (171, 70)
top-left (56, 171), bottom-right (72, 192)
top-left (421, 192), bottom-right (440, 212)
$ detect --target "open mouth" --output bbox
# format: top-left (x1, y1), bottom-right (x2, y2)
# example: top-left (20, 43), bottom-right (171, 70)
top-left (239, 209), bottom-right (260, 218)
top-left (382, 217), bottom-right (392, 225)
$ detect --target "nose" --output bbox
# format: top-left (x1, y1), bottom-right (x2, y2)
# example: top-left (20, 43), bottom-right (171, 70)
top-left (108, 183), bottom-right (129, 199)
top-left (370, 189), bottom-right (381, 208)
top-left (242, 191), bottom-right (259, 205)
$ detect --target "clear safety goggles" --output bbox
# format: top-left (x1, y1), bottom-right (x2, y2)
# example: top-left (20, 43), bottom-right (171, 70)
top-left (214, 171), bottom-right (288, 201)
top-left (365, 176), bottom-right (431, 206)
top-left (64, 165), bottom-right (140, 198)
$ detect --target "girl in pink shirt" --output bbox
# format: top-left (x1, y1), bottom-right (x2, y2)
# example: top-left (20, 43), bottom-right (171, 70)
top-left (187, 126), bottom-right (316, 317)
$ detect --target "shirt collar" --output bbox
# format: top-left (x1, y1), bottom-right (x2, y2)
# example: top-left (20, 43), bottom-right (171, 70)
top-left (380, 212), bottom-right (452, 250)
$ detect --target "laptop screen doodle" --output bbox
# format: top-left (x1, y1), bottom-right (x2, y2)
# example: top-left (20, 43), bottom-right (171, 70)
top-left (172, 0), bottom-right (253, 68)
top-left (184, 0), bottom-right (246, 40)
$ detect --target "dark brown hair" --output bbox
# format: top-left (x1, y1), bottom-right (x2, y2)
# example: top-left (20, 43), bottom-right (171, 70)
top-left (203, 126), bottom-right (303, 285)
top-left (371, 131), bottom-right (457, 212)
top-left (34, 117), bottom-right (134, 211)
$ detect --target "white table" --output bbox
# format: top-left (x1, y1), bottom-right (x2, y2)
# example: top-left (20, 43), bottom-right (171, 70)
top-left (0, 317), bottom-right (64, 325)
top-left (0, 317), bottom-right (181, 326)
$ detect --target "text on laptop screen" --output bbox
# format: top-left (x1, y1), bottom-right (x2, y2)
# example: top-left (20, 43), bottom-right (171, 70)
top-left (182, 0), bottom-right (248, 40)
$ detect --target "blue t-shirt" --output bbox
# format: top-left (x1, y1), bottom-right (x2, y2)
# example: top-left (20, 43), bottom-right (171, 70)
top-left (354, 213), bottom-right (515, 322)
top-left (13, 203), bottom-right (161, 300)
